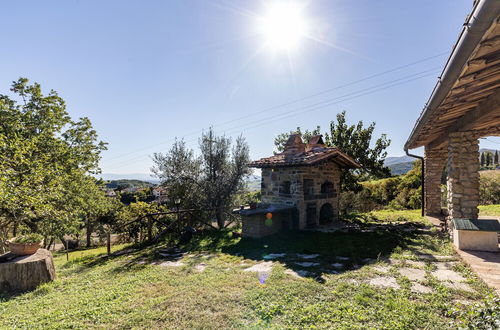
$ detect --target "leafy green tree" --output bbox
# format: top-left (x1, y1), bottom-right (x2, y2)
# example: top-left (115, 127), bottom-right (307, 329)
top-left (0, 78), bottom-right (106, 243)
top-left (274, 111), bottom-right (391, 191)
top-left (481, 152), bottom-right (486, 167)
top-left (115, 201), bottom-right (163, 242)
top-left (495, 151), bottom-right (499, 166)
top-left (152, 128), bottom-right (251, 229)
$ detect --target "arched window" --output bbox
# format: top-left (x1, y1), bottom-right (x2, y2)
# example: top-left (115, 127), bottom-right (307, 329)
top-left (319, 203), bottom-right (334, 224)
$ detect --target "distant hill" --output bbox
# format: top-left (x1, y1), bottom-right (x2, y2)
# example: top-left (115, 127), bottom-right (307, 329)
top-left (384, 155), bottom-right (415, 166)
top-left (384, 155), bottom-right (416, 176)
top-left (388, 161), bottom-right (415, 176)
top-left (245, 174), bottom-right (261, 192)
top-left (99, 173), bottom-right (160, 184)
top-left (105, 179), bottom-right (154, 190)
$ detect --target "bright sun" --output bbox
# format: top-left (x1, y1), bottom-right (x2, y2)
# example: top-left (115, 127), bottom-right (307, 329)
top-left (257, 3), bottom-right (308, 52)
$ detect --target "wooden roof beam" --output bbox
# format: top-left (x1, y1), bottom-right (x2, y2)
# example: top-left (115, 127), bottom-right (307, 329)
top-left (428, 89), bottom-right (500, 149)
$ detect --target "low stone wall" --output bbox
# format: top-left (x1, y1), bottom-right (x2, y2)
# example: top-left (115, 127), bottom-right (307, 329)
top-left (240, 207), bottom-right (297, 238)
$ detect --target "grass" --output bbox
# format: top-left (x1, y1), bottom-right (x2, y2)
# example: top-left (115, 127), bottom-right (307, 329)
top-left (479, 204), bottom-right (500, 217)
top-left (0, 210), bottom-right (497, 329)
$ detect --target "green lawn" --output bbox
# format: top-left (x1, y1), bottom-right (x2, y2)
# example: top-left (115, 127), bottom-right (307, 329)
top-left (479, 204), bottom-right (500, 217)
top-left (0, 210), bottom-right (497, 329)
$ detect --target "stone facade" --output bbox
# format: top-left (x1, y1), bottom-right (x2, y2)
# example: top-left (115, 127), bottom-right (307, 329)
top-left (446, 131), bottom-right (480, 220)
top-left (424, 146), bottom-right (447, 215)
top-left (260, 162), bottom-right (341, 229)
top-left (423, 131), bottom-right (481, 222)
top-left (239, 133), bottom-right (359, 237)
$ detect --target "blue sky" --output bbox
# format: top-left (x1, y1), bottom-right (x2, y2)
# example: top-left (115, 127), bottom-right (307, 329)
top-left (1, 0), bottom-right (498, 175)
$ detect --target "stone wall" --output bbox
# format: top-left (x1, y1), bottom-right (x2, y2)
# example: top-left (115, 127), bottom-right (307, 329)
top-left (424, 146), bottom-right (447, 215)
top-left (260, 162), bottom-right (341, 228)
top-left (446, 131), bottom-right (480, 220)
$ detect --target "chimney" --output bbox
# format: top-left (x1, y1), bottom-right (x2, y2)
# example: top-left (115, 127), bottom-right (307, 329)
top-left (306, 135), bottom-right (325, 151)
top-left (283, 133), bottom-right (305, 154)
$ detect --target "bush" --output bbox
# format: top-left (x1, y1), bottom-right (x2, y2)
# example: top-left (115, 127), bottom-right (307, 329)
top-left (12, 233), bottom-right (44, 244)
top-left (450, 295), bottom-right (500, 329)
top-left (480, 170), bottom-right (500, 205)
top-left (342, 161), bottom-right (422, 213)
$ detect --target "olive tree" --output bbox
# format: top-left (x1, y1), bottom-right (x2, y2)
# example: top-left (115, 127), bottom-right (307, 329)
top-left (152, 128), bottom-right (250, 229)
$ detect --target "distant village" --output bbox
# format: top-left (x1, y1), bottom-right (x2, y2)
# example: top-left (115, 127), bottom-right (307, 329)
top-left (103, 180), bottom-right (168, 204)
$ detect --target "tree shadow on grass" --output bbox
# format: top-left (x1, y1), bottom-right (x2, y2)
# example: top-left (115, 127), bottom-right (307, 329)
top-left (55, 221), bottom-right (444, 281)
top-left (214, 222), bottom-right (439, 282)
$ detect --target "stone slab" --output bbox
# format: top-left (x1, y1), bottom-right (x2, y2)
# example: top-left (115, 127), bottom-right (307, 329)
top-left (373, 266), bottom-right (390, 273)
top-left (399, 268), bottom-right (427, 281)
top-left (443, 281), bottom-right (474, 292)
top-left (243, 261), bottom-right (273, 273)
top-left (405, 260), bottom-right (426, 268)
top-left (294, 262), bottom-right (320, 267)
top-left (194, 263), bottom-right (207, 272)
top-left (296, 254), bottom-right (320, 259)
top-left (159, 261), bottom-right (184, 267)
top-left (263, 253), bottom-right (286, 260)
top-left (411, 283), bottom-right (433, 293)
top-left (369, 276), bottom-right (400, 289)
top-left (285, 269), bottom-right (312, 278)
top-left (432, 269), bottom-right (466, 282)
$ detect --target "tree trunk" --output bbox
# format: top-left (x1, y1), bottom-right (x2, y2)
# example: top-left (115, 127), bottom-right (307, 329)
top-left (216, 210), bottom-right (225, 229)
top-left (86, 219), bottom-right (92, 248)
top-left (147, 217), bottom-right (153, 241)
top-left (0, 248), bottom-right (56, 292)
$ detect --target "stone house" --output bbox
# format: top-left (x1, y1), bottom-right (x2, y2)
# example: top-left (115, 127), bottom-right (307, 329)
top-left (405, 0), bottom-right (500, 251)
top-left (238, 134), bottom-right (359, 238)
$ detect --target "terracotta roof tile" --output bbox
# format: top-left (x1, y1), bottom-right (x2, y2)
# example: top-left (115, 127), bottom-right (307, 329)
top-left (249, 147), bottom-right (360, 168)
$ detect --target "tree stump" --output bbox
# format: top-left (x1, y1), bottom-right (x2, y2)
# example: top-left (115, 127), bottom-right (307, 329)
top-left (0, 248), bottom-right (56, 292)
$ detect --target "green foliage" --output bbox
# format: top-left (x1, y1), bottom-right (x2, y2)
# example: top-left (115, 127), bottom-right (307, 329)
top-left (274, 111), bottom-right (391, 191)
top-left (479, 170), bottom-right (500, 205)
top-left (480, 150), bottom-right (498, 170)
top-left (239, 191), bottom-right (262, 206)
top-left (152, 127), bottom-right (251, 229)
top-left (478, 204), bottom-right (500, 217)
top-left (114, 201), bottom-right (168, 242)
top-left (450, 296), bottom-right (500, 329)
top-left (0, 78), bottom-right (107, 248)
top-left (0, 211), bottom-right (493, 328)
top-left (341, 161), bottom-right (422, 213)
top-left (118, 188), bottom-right (155, 205)
top-left (105, 179), bottom-right (153, 190)
top-left (11, 233), bottom-right (44, 244)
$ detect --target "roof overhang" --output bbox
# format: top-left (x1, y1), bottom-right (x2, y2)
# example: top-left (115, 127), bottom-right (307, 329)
top-left (405, 0), bottom-right (500, 150)
top-left (249, 149), bottom-right (361, 169)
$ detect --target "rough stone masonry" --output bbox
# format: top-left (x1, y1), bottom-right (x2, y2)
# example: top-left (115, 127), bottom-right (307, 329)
top-left (237, 134), bottom-right (360, 237)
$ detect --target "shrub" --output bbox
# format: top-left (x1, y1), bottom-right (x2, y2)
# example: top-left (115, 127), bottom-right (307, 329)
top-left (480, 170), bottom-right (500, 205)
top-left (12, 233), bottom-right (44, 244)
top-left (450, 295), bottom-right (500, 329)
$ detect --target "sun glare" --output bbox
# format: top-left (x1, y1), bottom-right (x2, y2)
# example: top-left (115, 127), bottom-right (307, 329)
top-left (258, 3), bottom-right (308, 52)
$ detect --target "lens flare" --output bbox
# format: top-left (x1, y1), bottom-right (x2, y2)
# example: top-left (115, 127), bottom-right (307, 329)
top-left (257, 2), bottom-right (308, 52)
